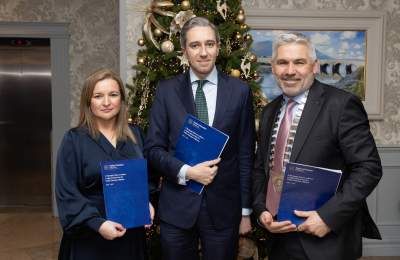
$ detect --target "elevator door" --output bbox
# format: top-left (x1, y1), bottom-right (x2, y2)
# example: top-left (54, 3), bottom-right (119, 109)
top-left (0, 38), bottom-right (52, 208)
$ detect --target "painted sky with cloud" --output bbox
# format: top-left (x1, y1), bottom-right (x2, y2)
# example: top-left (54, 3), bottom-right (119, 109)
top-left (250, 30), bottom-right (366, 61)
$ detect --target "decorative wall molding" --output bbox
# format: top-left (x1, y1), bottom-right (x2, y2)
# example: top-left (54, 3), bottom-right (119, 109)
top-left (363, 146), bottom-right (400, 256)
top-left (0, 22), bottom-right (68, 38)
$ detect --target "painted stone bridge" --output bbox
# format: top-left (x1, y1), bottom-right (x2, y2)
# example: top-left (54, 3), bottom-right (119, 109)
top-left (258, 57), bottom-right (364, 77)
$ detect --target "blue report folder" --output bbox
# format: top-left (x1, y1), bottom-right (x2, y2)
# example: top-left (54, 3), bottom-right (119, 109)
top-left (175, 115), bottom-right (229, 194)
top-left (100, 159), bottom-right (151, 229)
top-left (277, 162), bottom-right (342, 225)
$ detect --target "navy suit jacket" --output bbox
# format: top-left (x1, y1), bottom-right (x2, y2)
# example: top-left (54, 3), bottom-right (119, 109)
top-left (145, 70), bottom-right (255, 229)
top-left (252, 80), bottom-right (382, 260)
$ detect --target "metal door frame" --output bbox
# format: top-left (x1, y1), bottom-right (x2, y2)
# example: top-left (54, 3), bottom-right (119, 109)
top-left (0, 22), bottom-right (70, 216)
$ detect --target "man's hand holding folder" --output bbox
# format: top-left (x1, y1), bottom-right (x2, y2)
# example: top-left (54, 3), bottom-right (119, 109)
top-left (294, 210), bottom-right (331, 237)
top-left (186, 158), bottom-right (221, 185)
top-left (259, 162), bottom-right (341, 237)
top-left (175, 115), bottom-right (229, 194)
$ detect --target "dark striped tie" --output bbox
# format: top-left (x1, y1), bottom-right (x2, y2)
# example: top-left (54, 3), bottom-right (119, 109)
top-left (195, 80), bottom-right (209, 125)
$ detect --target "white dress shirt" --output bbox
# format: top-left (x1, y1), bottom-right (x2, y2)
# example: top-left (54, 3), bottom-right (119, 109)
top-left (275, 90), bottom-right (309, 130)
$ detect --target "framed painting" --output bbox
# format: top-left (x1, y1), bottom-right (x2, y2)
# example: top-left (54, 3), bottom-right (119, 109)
top-left (246, 10), bottom-right (385, 119)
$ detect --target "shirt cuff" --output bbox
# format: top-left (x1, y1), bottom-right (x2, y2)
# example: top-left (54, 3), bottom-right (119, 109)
top-left (177, 164), bottom-right (190, 185)
top-left (242, 208), bottom-right (252, 216)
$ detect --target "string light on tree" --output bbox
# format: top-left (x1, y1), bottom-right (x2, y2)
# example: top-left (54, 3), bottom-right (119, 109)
top-left (249, 53), bottom-right (257, 63)
top-left (240, 24), bottom-right (248, 30)
top-left (236, 11), bottom-right (245, 23)
top-left (137, 38), bottom-right (145, 46)
top-left (137, 56), bottom-right (145, 64)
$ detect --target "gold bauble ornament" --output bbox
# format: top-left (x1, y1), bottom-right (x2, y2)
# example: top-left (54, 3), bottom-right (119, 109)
top-left (137, 38), bottom-right (145, 46)
top-left (249, 54), bottom-right (257, 63)
top-left (240, 24), bottom-right (248, 30)
top-left (161, 40), bottom-right (175, 53)
top-left (137, 56), bottom-right (145, 64)
top-left (181, 0), bottom-right (190, 10)
top-left (244, 34), bottom-right (252, 41)
top-left (230, 69), bottom-right (241, 77)
top-left (235, 33), bottom-right (242, 40)
top-left (238, 9), bottom-right (244, 14)
top-left (153, 28), bottom-right (162, 37)
top-left (236, 13), bottom-right (245, 23)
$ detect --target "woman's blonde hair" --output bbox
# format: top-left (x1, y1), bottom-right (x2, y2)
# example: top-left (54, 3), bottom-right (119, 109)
top-left (77, 68), bottom-right (136, 143)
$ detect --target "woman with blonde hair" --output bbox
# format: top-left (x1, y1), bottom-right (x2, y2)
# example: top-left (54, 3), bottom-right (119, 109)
top-left (56, 68), bottom-right (153, 260)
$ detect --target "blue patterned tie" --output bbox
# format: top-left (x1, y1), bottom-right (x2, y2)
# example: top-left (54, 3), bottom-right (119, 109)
top-left (195, 80), bottom-right (209, 125)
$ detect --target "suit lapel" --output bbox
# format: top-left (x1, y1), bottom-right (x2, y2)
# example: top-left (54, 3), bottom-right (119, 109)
top-left (212, 72), bottom-right (232, 128)
top-left (176, 72), bottom-right (196, 115)
top-left (291, 81), bottom-right (325, 162)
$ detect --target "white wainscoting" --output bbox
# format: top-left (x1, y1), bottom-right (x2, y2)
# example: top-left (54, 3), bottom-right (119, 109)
top-left (363, 146), bottom-right (400, 256)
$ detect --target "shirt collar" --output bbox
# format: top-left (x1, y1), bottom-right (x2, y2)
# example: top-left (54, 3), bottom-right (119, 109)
top-left (283, 89), bottom-right (309, 105)
top-left (189, 66), bottom-right (218, 86)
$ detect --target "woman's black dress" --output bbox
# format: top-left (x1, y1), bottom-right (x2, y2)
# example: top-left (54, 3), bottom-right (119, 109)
top-left (56, 126), bottom-right (147, 260)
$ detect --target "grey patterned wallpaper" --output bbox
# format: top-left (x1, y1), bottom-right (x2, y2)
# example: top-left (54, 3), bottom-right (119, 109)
top-left (125, 0), bottom-right (400, 145)
top-left (1, 0), bottom-right (399, 144)
top-left (0, 0), bottom-right (119, 125)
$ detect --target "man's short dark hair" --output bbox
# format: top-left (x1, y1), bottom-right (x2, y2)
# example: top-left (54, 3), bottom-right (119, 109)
top-left (180, 16), bottom-right (220, 48)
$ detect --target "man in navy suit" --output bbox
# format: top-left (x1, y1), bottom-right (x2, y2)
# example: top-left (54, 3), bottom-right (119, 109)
top-left (252, 32), bottom-right (382, 260)
top-left (145, 17), bottom-right (255, 260)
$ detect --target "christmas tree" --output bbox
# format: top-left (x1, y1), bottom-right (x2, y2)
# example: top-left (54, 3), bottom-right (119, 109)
top-left (127, 0), bottom-right (268, 259)
top-left (127, 0), bottom-right (266, 130)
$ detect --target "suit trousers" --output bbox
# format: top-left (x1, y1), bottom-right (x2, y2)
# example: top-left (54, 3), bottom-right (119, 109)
top-left (160, 196), bottom-right (239, 260)
top-left (269, 232), bottom-right (309, 260)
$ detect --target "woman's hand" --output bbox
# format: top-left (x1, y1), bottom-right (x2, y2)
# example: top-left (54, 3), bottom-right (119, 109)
top-left (98, 220), bottom-right (126, 240)
top-left (145, 202), bottom-right (155, 228)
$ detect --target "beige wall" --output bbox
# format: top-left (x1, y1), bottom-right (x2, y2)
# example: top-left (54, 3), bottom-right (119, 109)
top-left (0, 0), bottom-right (119, 125)
top-left (125, 0), bottom-right (400, 145)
